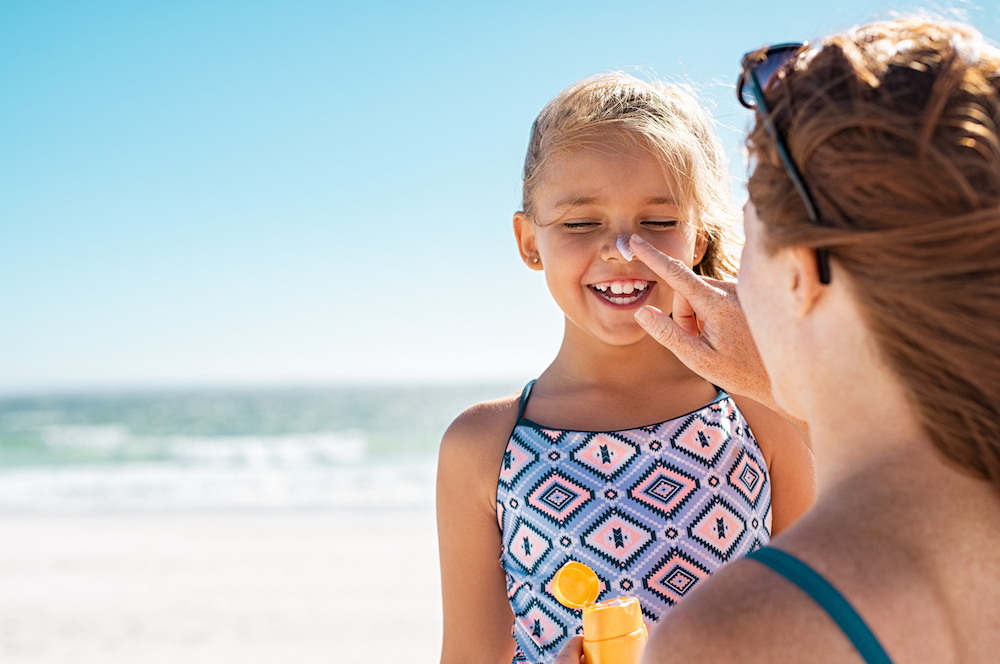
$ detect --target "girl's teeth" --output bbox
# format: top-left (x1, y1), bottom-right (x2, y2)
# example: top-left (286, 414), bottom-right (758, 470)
top-left (591, 280), bottom-right (649, 300)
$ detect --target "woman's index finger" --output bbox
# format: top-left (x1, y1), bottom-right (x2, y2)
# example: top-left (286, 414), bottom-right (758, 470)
top-left (629, 235), bottom-right (720, 309)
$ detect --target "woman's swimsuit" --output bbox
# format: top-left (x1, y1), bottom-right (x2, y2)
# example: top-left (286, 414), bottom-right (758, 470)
top-left (746, 547), bottom-right (894, 664)
top-left (497, 381), bottom-right (773, 663)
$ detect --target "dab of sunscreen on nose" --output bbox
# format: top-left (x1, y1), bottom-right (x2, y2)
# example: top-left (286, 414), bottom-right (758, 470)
top-left (617, 235), bottom-right (634, 262)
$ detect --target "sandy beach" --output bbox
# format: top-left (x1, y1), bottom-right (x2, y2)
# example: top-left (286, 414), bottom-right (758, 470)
top-left (0, 509), bottom-right (442, 663)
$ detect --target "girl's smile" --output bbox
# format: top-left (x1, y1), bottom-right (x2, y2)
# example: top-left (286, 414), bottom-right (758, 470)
top-left (589, 279), bottom-right (653, 307)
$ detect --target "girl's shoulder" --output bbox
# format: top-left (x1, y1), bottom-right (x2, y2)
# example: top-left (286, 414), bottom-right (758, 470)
top-left (730, 395), bottom-right (803, 466)
top-left (731, 394), bottom-right (816, 535)
top-left (437, 390), bottom-right (524, 493)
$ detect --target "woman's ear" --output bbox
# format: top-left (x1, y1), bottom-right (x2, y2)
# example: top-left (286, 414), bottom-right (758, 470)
top-left (789, 246), bottom-right (825, 317)
top-left (513, 212), bottom-right (543, 270)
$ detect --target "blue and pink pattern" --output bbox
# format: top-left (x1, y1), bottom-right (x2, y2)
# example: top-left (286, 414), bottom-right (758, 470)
top-left (497, 385), bottom-right (771, 664)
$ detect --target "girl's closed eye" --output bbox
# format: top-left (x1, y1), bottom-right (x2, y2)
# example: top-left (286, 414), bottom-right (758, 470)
top-left (640, 219), bottom-right (678, 229)
top-left (562, 219), bottom-right (601, 230)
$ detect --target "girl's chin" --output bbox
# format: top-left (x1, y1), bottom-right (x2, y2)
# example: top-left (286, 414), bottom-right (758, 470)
top-left (590, 326), bottom-right (657, 347)
top-left (565, 308), bottom-right (672, 346)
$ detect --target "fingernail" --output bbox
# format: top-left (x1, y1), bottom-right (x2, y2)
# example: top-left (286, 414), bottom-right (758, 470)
top-left (634, 307), bottom-right (652, 325)
top-left (630, 234), bottom-right (645, 245)
top-left (616, 235), bottom-right (634, 262)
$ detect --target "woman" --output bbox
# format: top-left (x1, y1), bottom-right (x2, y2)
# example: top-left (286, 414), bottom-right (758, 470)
top-left (558, 17), bottom-right (1000, 664)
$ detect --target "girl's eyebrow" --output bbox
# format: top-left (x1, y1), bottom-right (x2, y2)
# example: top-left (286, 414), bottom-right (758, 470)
top-left (552, 196), bottom-right (599, 211)
top-left (551, 195), bottom-right (676, 211)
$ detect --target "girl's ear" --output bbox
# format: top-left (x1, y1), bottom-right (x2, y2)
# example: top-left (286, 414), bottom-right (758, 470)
top-left (693, 232), bottom-right (709, 268)
top-left (513, 212), bottom-right (543, 270)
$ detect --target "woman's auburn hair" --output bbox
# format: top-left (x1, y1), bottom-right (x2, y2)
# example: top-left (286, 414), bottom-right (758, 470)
top-left (521, 72), bottom-right (741, 280)
top-left (747, 19), bottom-right (1000, 486)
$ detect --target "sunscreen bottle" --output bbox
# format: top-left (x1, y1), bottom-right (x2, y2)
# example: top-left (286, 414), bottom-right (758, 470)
top-left (552, 561), bottom-right (647, 664)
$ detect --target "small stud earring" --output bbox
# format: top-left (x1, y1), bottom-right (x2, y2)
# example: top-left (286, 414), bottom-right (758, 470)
top-left (532, 257), bottom-right (539, 264)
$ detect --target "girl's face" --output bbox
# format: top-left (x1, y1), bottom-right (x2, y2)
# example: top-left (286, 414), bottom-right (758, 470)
top-left (515, 138), bottom-right (706, 346)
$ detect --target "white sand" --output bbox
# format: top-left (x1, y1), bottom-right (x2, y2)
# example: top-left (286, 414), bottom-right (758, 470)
top-left (0, 509), bottom-right (442, 663)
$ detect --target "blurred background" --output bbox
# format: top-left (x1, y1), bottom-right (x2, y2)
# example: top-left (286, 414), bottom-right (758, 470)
top-left (2, 1), bottom-right (997, 662)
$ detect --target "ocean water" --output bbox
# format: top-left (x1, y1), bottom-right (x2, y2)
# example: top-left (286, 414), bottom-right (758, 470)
top-left (0, 384), bottom-right (519, 512)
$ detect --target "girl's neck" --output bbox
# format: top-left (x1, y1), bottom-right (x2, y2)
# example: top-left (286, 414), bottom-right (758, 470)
top-left (525, 319), bottom-right (716, 431)
top-left (546, 320), bottom-right (696, 388)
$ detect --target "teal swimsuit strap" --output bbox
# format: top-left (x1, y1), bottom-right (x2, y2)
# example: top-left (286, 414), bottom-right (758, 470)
top-left (516, 380), bottom-right (536, 421)
top-left (746, 547), bottom-right (893, 664)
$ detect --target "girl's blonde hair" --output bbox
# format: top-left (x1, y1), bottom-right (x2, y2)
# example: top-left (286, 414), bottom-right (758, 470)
top-left (521, 73), bottom-right (741, 279)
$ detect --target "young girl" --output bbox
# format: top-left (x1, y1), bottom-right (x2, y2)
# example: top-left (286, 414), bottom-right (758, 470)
top-left (436, 73), bottom-right (815, 664)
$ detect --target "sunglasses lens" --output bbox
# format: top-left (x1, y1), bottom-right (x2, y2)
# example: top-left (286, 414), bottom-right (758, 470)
top-left (754, 51), bottom-right (795, 89)
top-left (740, 45), bottom-right (803, 107)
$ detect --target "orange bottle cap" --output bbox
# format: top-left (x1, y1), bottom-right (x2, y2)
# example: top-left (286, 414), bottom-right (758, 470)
top-left (552, 561), bottom-right (601, 609)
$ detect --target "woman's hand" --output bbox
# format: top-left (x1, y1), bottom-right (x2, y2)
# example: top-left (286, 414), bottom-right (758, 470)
top-left (628, 235), bottom-right (806, 436)
top-left (553, 635), bottom-right (585, 664)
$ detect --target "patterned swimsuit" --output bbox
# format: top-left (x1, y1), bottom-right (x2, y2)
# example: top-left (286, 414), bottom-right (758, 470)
top-left (497, 381), bottom-right (772, 663)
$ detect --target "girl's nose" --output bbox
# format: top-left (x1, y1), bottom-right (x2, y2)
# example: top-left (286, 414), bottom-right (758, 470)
top-left (600, 231), bottom-right (635, 262)
top-left (616, 235), bottom-right (635, 262)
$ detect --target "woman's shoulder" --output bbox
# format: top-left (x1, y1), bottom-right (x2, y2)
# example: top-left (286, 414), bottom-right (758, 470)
top-left (648, 520), bottom-right (972, 664)
top-left (645, 553), bottom-right (865, 664)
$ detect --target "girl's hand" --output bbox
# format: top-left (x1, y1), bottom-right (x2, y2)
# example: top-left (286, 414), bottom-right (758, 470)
top-left (628, 235), bottom-right (805, 435)
top-left (553, 635), bottom-right (586, 664)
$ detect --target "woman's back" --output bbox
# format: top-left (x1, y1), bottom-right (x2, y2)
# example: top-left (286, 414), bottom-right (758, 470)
top-left (649, 448), bottom-right (1000, 663)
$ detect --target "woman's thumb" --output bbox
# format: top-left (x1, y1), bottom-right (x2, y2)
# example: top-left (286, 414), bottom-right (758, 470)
top-left (635, 305), bottom-right (717, 381)
top-left (635, 306), bottom-right (690, 353)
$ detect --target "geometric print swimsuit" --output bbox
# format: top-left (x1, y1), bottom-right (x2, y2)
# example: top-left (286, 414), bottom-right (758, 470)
top-left (497, 381), bottom-right (772, 664)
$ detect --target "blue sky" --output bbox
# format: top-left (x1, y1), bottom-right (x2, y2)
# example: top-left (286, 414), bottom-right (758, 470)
top-left (2, 0), bottom-right (997, 392)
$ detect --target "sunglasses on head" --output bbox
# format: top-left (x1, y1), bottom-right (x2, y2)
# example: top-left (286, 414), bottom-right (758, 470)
top-left (738, 43), bottom-right (832, 285)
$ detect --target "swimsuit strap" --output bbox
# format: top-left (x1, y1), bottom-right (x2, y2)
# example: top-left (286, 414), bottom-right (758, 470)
top-left (746, 547), bottom-right (893, 664)
top-left (516, 380), bottom-right (537, 422)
